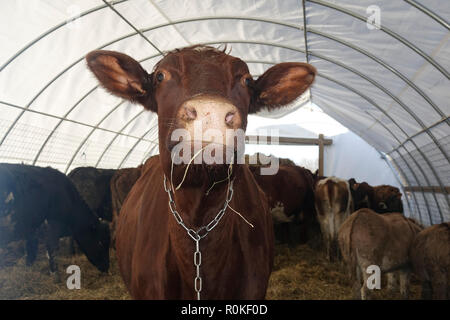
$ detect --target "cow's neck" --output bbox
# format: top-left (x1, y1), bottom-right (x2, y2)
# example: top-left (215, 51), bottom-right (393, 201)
top-left (168, 177), bottom-right (231, 228)
top-left (162, 158), bottom-right (237, 228)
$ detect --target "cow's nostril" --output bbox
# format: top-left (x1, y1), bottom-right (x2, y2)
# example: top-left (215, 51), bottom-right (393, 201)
top-left (184, 106), bottom-right (197, 121)
top-left (225, 112), bottom-right (235, 125)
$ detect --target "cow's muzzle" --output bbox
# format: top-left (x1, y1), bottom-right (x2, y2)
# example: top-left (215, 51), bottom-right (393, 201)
top-left (176, 95), bottom-right (243, 146)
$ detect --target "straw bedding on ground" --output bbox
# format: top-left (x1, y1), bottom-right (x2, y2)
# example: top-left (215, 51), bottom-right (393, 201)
top-left (0, 242), bottom-right (421, 300)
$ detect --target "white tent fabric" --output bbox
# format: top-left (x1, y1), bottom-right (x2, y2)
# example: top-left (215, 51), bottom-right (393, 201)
top-left (0, 0), bottom-right (448, 225)
top-left (322, 131), bottom-right (415, 220)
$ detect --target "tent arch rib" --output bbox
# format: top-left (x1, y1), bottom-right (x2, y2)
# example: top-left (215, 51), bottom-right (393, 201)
top-left (92, 112), bottom-right (156, 170)
top-left (0, 0), bottom-right (130, 72)
top-left (404, 0), bottom-right (450, 30)
top-left (32, 86), bottom-right (100, 166)
top-left (60, 100), bottom-right (126, 171)
top-left (307, 0), bottom-right (450, 80)
top-left (315, 73), bottom-right (443, 223)
top-left (387, 116), bottom-right (450, 155)
top-left (118, 125), bottom-right (158, 169)
top-left (0, 100), bottom-right (153, 143)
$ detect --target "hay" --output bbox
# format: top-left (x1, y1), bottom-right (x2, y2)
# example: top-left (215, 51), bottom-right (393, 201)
top-left (0, 243), bottom-right (130, 300)
top-left (266, 244), bottom-right (422, 300)
top-left (0, 242), bottom-right (421, 300)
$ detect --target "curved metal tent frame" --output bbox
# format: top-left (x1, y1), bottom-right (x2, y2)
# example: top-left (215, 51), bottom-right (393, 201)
top-left (0, 0), bottom-right (448, 225)
top-left (5, 19), bottom-right (448, 169)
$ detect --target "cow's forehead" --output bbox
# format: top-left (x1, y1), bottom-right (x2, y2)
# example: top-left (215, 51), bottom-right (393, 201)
top-left (155, 46), bottom-right (248, 74)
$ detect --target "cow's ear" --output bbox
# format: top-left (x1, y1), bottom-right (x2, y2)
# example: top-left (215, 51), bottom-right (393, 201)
top-left (249, 62), bottom-right (316, 114)
top-left (86, 50), bottom-right (156, 112)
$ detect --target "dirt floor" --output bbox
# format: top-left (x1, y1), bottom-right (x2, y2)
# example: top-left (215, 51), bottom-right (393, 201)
top-left (0, 241), bottom-right (421, 300)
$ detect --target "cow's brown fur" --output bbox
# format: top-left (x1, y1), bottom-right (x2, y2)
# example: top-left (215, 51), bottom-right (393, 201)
top-left (338, 208), bottom-right (423, 299)
top-left (349, 180), bottom-right (374, 211)
top-left (373, 185), bottom-right (403, 213)
top-left (250, 164), bottom-right (319, 246)
top-left (109, 165), bottom-right (143, 245)
top-left (86, 45), bottom-right (316, 299)
top-left (410, 222), bottom-right (450, 299)
top-left (116, 156), bottom-right (274, 299)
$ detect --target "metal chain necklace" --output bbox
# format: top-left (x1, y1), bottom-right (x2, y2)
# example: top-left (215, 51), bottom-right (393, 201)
top-left (163, 175), bottom-right (234, 300)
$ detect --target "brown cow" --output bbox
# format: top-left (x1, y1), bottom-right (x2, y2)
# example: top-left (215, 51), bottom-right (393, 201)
top-left (373, 185), bottom-right (403, 213)
top-left (314, 177), bottom-right (353, 261)
top-left (109, 165), bottom-right (143, 245)
top-left (350, 179), bottom-right (403, 214)
top-left (86, 45), bottom-right (316, 299)
top-left (338, 208), bottom-right (423, 299)
top-left (348, 178), bottom-right (374, 211)
top-left (249, 163), bottom-right (319, 246)
top-left (68, 167), bottom-right (116, 221)
top-left (410, 222), bottom-right (450, 300)
top-left (245, 153), bottom-right (296, 167)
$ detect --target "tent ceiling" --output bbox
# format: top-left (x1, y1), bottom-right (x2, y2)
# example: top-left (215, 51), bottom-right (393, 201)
top-left (0, 0), bottom-right (448, 225)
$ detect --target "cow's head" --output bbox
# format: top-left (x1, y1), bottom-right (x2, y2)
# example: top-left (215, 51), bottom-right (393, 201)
top-left (86, 46), bottom-right (316, 186)
top-left (349, 179), bottom-right (374, 211)
top-left (74, 220), bottom-right (110, 273)
top-left (375, 185), bottom-right (403, 213)
top-left (0, 167), bottom-right (16, 217)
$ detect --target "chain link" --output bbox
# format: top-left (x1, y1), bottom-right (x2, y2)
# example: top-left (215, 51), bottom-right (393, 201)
top-left (194, 240), bottom-right (201, 300)
top-left (163, 175), bottom-right (234, 300)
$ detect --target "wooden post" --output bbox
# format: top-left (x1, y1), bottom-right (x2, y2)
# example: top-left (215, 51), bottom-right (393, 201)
top-left (318, 134), bottom-right (324, 177)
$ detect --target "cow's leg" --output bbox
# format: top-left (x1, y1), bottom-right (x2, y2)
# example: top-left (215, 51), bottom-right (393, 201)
top-left (287, 220), bottom-right (301, 247)
top-left (43, 221), bottom-right (61, 282)
top-left (25, 233), bottom-right (38, 266)
top-left (353, 264), bottom-right (363, 299)
top-left (431, 272), bottom-right (447, 300)
top-left (281, 223), bottom-right (289, 245)
top-left (333, 239), bottom-right (341, 261)
top-left (421, 280), bottom-right (432, 300)
top-left (324, 233), bottom-right (332, 261)
top-left (387, 272), bottom-right (398, 292)
top-left (360, 270), bottom-right (370, 300)
top-left (398, 270), bottom-right (410, 299)
top-left (359, 262), bottom-right (374, 300)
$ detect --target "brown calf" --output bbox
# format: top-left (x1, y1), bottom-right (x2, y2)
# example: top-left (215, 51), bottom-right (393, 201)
top-left (86, 45), bottom-right (316, 299)
top-left (338, 208), bottom-right (423, 299)
top-left (315, 176), bottom-right (352, 261)
top-left (373, 185), bottom-right (403, 213)
top-left (410, 222), bottom-right (450, 299)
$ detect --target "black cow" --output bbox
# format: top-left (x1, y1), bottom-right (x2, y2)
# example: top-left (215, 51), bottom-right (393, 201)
top-left (68, 167), bottom-right (117, 221)
top-left (0, 163), bottom-right (110, 275)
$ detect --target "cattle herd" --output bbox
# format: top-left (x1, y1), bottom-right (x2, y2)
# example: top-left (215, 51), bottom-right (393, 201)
top-left (0, 45), bottom-right (448, 300)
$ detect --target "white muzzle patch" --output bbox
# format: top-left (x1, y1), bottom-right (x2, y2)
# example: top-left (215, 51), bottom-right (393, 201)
top-left (4, 192), bottom-right (14, 204)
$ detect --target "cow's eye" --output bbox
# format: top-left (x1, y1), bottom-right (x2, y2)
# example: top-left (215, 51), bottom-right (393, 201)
top-left (241, 75), bottom-right (253, 87)
top-left (156, 72), bottom-right (164, 82)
